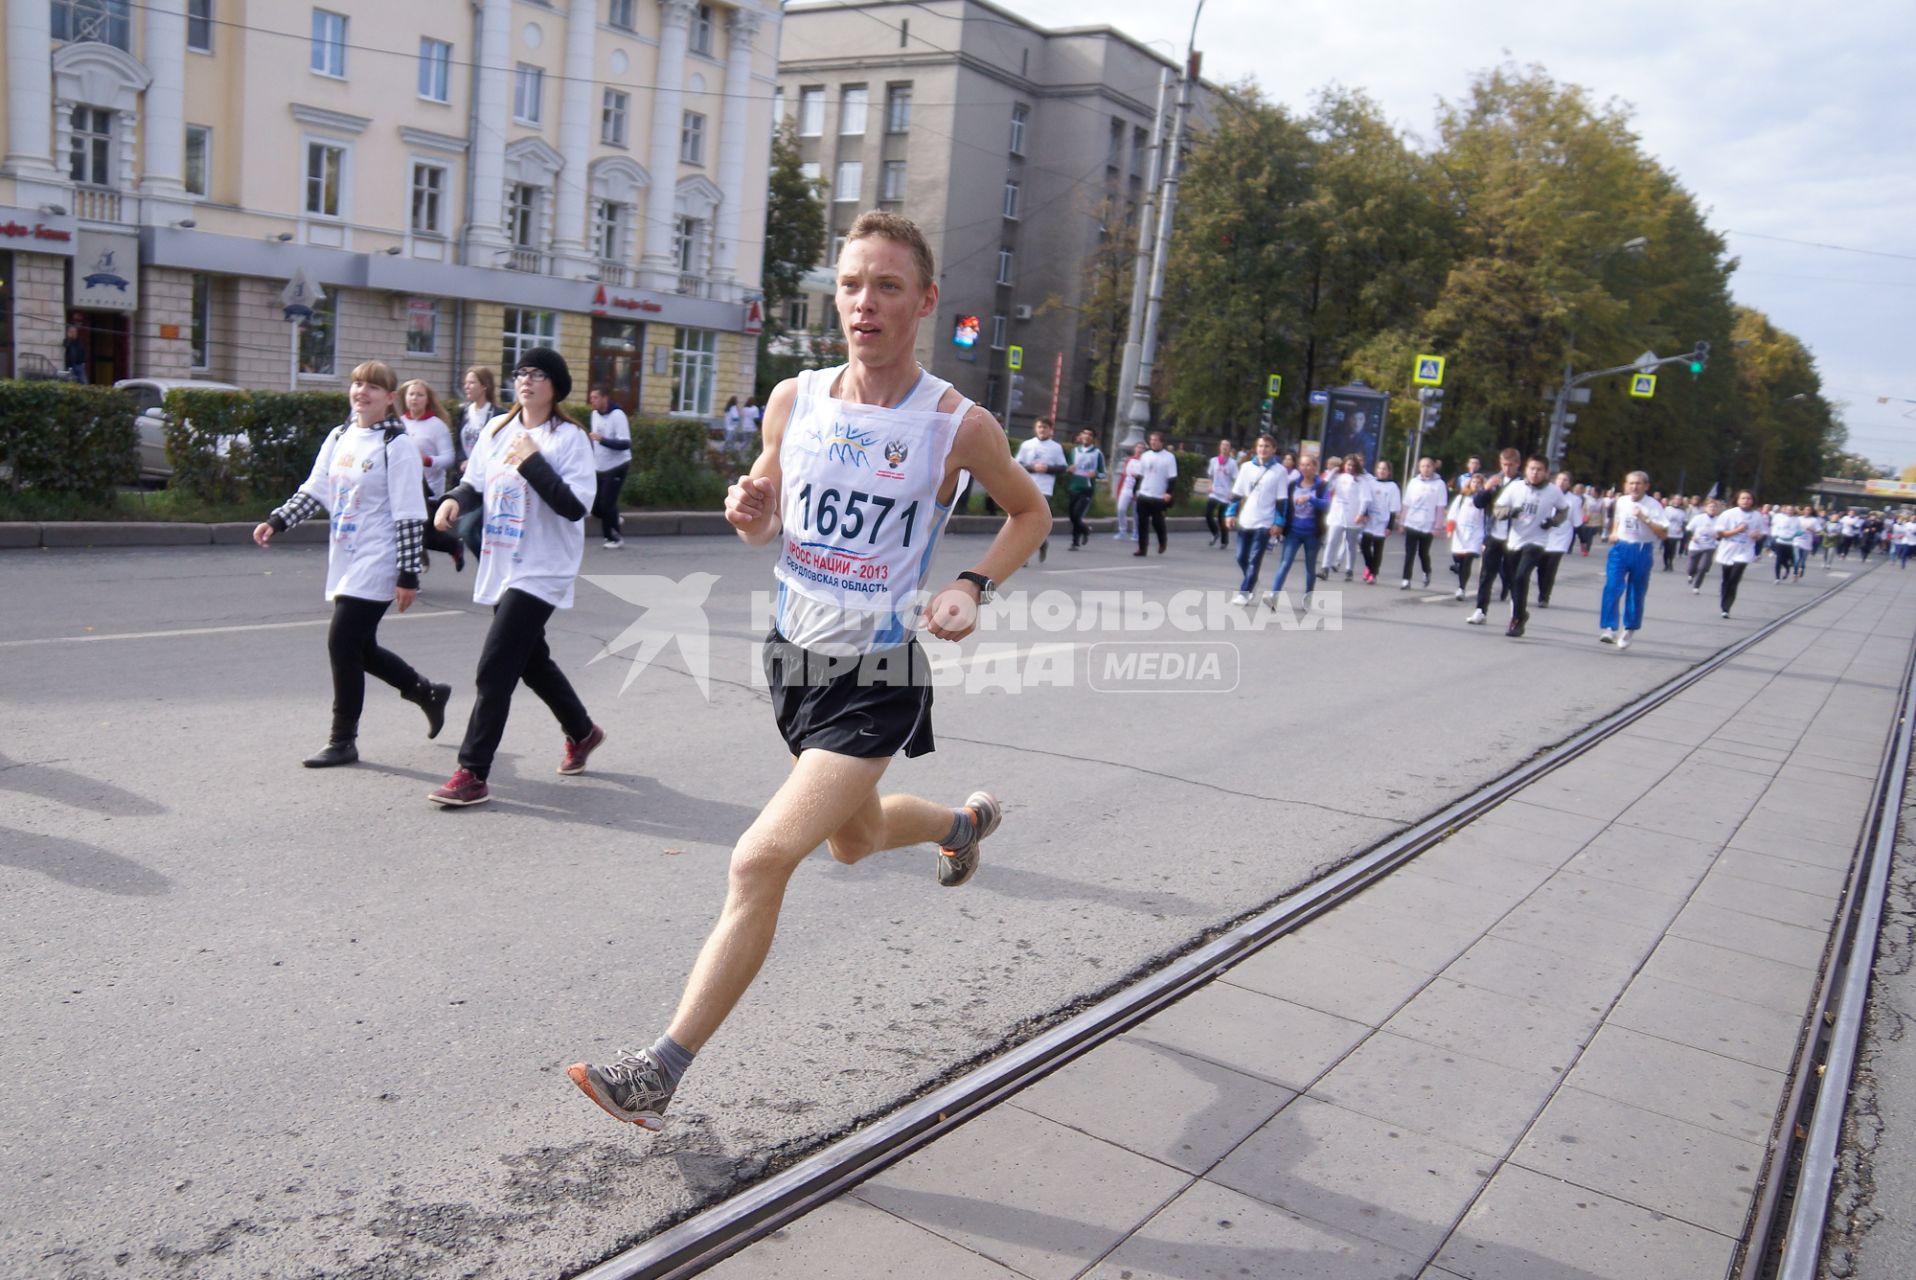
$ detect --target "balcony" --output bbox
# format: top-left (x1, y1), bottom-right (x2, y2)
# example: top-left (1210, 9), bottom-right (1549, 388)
top-left (72, 185), bottom-right (124, 223)
top-left (677, 273), bottom-right (715, 299)
top-left (595, 261), bottom-right (632, 286)
top-left (504, 248), bottom-right (547, 273)
top-left (53, 2), bottom-right (132, 51)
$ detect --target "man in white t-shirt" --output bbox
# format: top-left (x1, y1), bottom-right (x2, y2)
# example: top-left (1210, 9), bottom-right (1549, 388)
top-left (1205, 439), bottom-right (1238, 551)
top-left (587, 386), bottom-right (632, 548)
top-left (1129, 431), bottom-right (1178, 556)
top-left (1488, 455), bottom-right (1570, 637)
top-left (1014, 417), bottom-right (1069, 563)
top-left (1661, 499), bottom-right (1688, 571)
top-left (1537, 470), bottom-right (1579, 607)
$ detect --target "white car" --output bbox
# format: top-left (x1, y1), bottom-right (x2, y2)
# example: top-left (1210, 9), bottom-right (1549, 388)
top-left (116, 377), bottom-right (244, 483)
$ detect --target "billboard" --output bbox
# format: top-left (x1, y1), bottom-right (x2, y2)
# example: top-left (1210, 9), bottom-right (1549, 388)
top-left (1320, 386), bottom-right (1389, 470)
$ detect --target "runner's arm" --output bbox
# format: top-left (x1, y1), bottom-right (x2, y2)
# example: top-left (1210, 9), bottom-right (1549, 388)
top-left (725, 379), bottom-right (794, 546)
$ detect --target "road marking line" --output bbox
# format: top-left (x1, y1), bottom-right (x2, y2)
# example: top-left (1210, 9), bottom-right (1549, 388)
top-left (1037, 565), bottom-right (1164, 575)
top-left (0, 610), bottom-right (466, 648)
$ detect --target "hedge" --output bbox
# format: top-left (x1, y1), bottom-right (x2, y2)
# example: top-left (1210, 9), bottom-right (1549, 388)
top-left (164, 388), bottom-right (349, 503)
top-left (0, 381), bottom-right (137, 499)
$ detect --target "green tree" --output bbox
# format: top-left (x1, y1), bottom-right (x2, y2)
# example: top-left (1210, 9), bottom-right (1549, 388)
top-left (1728, 306), bottom-right (1843, 496)
top-left (757, 117), bottom-right (827, 340)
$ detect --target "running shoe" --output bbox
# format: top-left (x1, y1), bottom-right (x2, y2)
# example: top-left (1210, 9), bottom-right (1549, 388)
top-left (559, 724), bottom-right (606, 775)
top-left (429, 768), bottom-right (489, 806)
top-left (567, 1047), bottom-right (674, 1131)
top-left (1363, 570), bottom-right (1375, 584)
top-left (1466, 608), bottom-right (1486, 625)
top-left (1598, 629), bottom-right (1616, 644)
top-left (1506, 620), bottom-right (1525, 638)
top-left (1617, 631), bottom-right (1633, 651)
top-left (1423, 575), bottom-right (1431, 588)
top-left (939, 790), bottom-right (1000, 888)
top-left (1230, 591), bottom-right (1251, 606)
top-left (1721, 610), bottom-right (1731, 619)
top-left (1453, 588), bottom-right (1464, 601)
top-left (1400, 578), bottom-right (1410, 589)
top-left (603, 537), bottom-right (624, 550)
top-left (1262, 591), bottom-right (1279, 611)
top-left (1692, 585), bottom-right (1700, 595)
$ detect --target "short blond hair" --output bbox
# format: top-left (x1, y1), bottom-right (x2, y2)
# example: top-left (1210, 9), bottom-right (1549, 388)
top-left (845, 210), bottom-right (935, 289)
top-left (349, 360), bottom-right (397, 392)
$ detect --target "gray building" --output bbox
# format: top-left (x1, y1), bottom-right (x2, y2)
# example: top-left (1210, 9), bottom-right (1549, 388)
top-left (777, 0), bottom-right (1212, 437)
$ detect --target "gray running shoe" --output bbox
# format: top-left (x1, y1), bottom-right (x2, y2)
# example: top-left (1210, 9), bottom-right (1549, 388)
top-left (938, 790), bottom-right (1001, 888)
top-left (567, 1047), bottom-right (674, 1130)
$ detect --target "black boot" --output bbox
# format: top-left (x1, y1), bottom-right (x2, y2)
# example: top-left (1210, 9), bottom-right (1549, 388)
top-left (303, 740), bottom-right (358, 768)
top-left (405, 680), bottom-right (453, 739)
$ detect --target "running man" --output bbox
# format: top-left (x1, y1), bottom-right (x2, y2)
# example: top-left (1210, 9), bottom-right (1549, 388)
top-left (1598, 471), bottom-right (1666, 650)
top-left (1487, 455), bottom-right (1570, 637)
top-left (566, 212), bottom-right (1050, 1130)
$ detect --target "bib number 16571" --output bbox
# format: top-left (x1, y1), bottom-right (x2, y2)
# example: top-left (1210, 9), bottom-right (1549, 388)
top-left (796, 484), bottom-right (919, 548)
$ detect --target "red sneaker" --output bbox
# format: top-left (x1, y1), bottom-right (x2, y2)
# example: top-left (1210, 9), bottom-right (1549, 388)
top-left (429, 768), bottom-right (490, 807)
top-left (559, 724), bottom-right (606, 775)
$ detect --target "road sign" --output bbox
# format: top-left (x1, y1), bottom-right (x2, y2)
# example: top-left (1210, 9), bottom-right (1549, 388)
top-left (1309, 389), bottom-right (1329, 406)
top-left (1267, 374), bottom-right (1282, 397)
top-left (1634, 350), bottom-right (1659, 373)
top-left (279, 266), bottom-right (324, 322)
top-left (1412, 354), bottom-right (1445, 387)
top-left (1007, 344), bottom-right (1023, 371)
top-left (1630, 373), bottom-right (1657, 399)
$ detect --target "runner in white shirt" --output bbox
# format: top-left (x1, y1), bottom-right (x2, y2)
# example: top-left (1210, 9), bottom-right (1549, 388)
top-left (1597, 470), bottom-right (1666, 650)
top-left (253, 359), bottom-right (451, 767)
top-left (1013, 417), bottom-right (1069, 563)
top-left (1112, 443), bottom-right (1142, 540)
top-left (566, 211), bottom-right (1050, 1133)
top-left (1661, 499), bottom-right (1688, 572)
top-left (1359, 460), bottom-right (1402, 585)
top-left (428, 346), bottom-right (605, 807)
top-left (1226, 434), bottom-right (1286, 604)
top-left (1446, 477), bottom-right (1488, 600)
top-left (1685, 498), bottom-right (1721, 593)
top-left (399, 379), bottom-right (466, 574)
top-left (587, 386), bottom-right (633, 548)
top-left (1205, 439), bottom-right (1239, 551)
top-left (1487, 455), bottom-right (1571, 637)
top-left (1769, 506), bottom-right (1801, 581)
top-left (1399, 456), bottom-right (1447, 589)
top-left (1129, 432), bottom-right (1178, 556)
top-left (1321, 455), bottom-right (1375, 581)
top-left (1713, 490), bottom-right (1759, 618)
top-left (1537, 470), bottom-right (1580, 607)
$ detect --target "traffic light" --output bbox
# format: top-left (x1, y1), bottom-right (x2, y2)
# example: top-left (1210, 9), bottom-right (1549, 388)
top-left (1689, 340), bottom-right (1711, 377)
top-left (1009, 373), bottom-right (1025, 411)
top-left (1419, 386), bottom-right (1444, 431)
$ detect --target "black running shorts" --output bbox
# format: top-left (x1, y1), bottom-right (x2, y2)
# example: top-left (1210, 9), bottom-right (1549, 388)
top-left (763, 630), bottom-right (936, 759)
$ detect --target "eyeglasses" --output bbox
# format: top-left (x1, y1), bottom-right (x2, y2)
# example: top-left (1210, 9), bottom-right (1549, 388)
top-left (512, 367), bottom-right (551, 384)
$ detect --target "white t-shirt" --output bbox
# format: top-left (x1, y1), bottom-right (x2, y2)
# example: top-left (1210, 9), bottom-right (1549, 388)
top-left (590, 406), bottom-right (631, 472)
top-left (467, 413), bottom-right (599, 608)
top-left (1714, 508), bottom-right (1757, 565)
top-left (1745, 509), bottom-right (1770, 541)
top-left (1131, 448), bottom-right (1177, 501)
top-left (1611, 494), bottom-right (1665, 545)
top-left (1494, 480), bottom-right (1571, 550)
top-left (1206, 454), bottom-right (1238, 503)
top-left (1325, 472), bottom-right (1375, 529)
top-left (1688, 515), bottom-right (1719, 551)
top-left (1364, 479), bottom-right (1402, 535)
top-left (402, 414), bottom-right (455, 499)
top-left (1447, 495), bottom-right (1485, 556)
top-left (1401, 475), bottom-right (1447, 534)
top-left (1769, 512), bottom-right (1799, 545)
top-left (297, 422), bottom-right (428, 603)
top-left (1664, 505), bottom-right (1688, 536)
top-left (1015, 436), bottom-right (1069, 497)
top-left (1546, 491), bottom-right (1581, 553)
top-left (1234, 462), bottom-right (1287, 531)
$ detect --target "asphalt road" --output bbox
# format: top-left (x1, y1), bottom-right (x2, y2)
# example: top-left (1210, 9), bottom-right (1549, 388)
top-left (0, 531), bottom-right (1875, 1280)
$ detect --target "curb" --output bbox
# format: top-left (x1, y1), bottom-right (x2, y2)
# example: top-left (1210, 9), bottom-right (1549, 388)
top-left (0, 513), bottom-right (1218, 549)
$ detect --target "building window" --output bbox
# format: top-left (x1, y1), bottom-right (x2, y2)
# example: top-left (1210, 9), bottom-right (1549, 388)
top-left (501, 309), bottom-right (557, 400)
top-left (797, 86), bottom-right (824, 136)
top-left (52, 0), bottom-right (131, 50)
top-left (1009, 104), bottom-right (1029, 156)
top-left (190, 273), bottom-right (211, 369)
top-left (800, 161), bottom-right (821, 185)
top-left (69, 106), bottom-right (112, 186)
top-left (514, 64), bottom-right (544, 124)
top-left (411, 162), bottom-right (445, 235)
top-left (607, 0), bottom-right (635, 30)
top-left (886, 83), bottom-right (912, 133)
top-left (772, 87), bottom-right (785, 123)
top-left (305, 141), bottom-right (344, 217)
top-left (184, 126), bottom-right (210, 197)
top-left (602, 90), bottom-right (629, 146)
top-left (594, 200), bottom-right (625, 261)
top-left (785, 296), bottom-right (810, 331)
top-left (1002, 178), bottom-right (1020, 220)
top-left (298, 291), bottom-right (336, 376)
top-left (310, 9), bottom-right (347, 78)
top-left (990, 313), bottom-right (1006, 350)
top-left (671, 327), bottom-right (719, 415)
top-left (834, 161), bottom-right (862, 202)
top-left (985, 373), bottom-right (1000, 409)
top-left (680, 111), bottom-right (706, 165)
top-left (674, 216), bottom-right (705, 274)
top-left (1132, 126), bottom-right (1147, 178)
top-left (996, 246), bottom-right (1013, 286)
top-left (840, 86), bottom-right (868, 135)
top-left (506, 183), bottom-right (537, 247)
top-left (407, 299), bottom-right (439, 355)
top-left (880, 160), bottom-right (905, 204)
top-left (1108, 118), bottom-right (1124, 168)
top-left (418, 38), bottom-right (451, 102)
top-left (689, 4), bottom-right (714, 56)
top-left (829, 233), bottom-right (847, 268)
top-left (187, 0), bottom-right (214, 53)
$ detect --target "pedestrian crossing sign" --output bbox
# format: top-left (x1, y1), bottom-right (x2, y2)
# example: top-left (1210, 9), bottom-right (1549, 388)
top-left (1630, 374), bottom-right (1657, 399)
top-left (1413, 354), bottom-right (1445, 387)
top-left (1267, 374), bottom-right (1282, 397)
top-left (1007, 345), bottom-right (1023, 371)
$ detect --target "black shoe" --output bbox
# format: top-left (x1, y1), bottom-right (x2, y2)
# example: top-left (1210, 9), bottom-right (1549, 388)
top-left (1038, 541), bottom-right (1047, 564)
top-left (408, 681), bottom-right (452, 739)
top-left (1506, 620), bottom-right (1525, 638)
top-left (1133, 549), bottom-right (1148, 557)
top-left (303, 740), bottom-right (358, 768)
top-left (452, 543), bottom-right (466, 573)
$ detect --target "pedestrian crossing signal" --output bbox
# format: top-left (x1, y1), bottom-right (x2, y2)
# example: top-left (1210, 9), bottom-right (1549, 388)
top-left (1630, 374), bottom-right (1657, 399)
top-left (1412, 354), bottom-right (1445, 387)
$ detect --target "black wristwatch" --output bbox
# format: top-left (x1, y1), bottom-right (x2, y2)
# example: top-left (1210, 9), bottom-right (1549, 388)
top-left (956, 571), bottom-right (995, 603)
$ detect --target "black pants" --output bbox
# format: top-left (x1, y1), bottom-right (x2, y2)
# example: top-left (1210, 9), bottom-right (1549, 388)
top-left (327, 595), bottom-right (425, 742)
top-left (1662, 538), bottom-right (1679, 570)
top-left (1402, 530), bottom-right (1433, 582)
top-left (593, 465), bottom-right (628, 540)
top-left (1537, 550), bottom-right (1565, 604)
top-left (1720, 562), bottom-right (1747, 615)
top-left (1475, 538), bottom-right (1514, 610)
top-left (1136, 496), bottom-right (1169, 553)
top-left (1774, 544), bottom-right (1796, 579)
top-left (1068, 487), bottom-right (1094, 546)
top-left (1507, 543), bottom-right (1548, 624)
top-left (1360, 532), bottom-right (1387, 577)
top-left (1206, 498), bottom-right (1231, 546)
top-left (1452, 553), bottom-right (1477, 592)
top-left (457, 588), bottom-right (594, 778)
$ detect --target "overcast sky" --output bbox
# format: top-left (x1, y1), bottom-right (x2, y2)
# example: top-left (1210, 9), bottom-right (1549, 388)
top-left (1029, 0), bottom-right (1916, 470)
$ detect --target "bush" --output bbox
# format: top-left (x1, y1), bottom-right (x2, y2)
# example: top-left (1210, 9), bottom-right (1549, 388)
top-left (0, 380), bottom-right (137, 499)
top-left (628, 416), bottom-right (713, 507)
top-left (164, 388), bottom-right (349, 503)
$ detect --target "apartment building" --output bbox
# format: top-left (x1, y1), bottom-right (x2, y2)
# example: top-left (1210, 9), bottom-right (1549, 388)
top-left (0, 0), bottom-right (779, 417)
top-left (777, 0), bottom-right (1211, 434)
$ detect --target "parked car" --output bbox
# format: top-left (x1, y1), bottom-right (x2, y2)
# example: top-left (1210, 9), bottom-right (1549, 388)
top-left (116, 377), bottom-right (243, 483)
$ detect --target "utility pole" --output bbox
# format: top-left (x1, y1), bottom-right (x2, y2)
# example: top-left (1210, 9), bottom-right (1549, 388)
top-left (1545, 343), bottom-right (1710, 471)
top-left (1121, 1), bottom-right (1204, 449)
top-left (1112, 68), bottom-right (1170, 448)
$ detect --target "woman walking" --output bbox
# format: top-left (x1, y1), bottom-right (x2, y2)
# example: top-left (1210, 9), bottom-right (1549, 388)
top-left (457, 367), bottom-right (501, 557)
top-left (1112, 442), bottom-right (1142, 540)
top-left (252, 360), bottom-right (451, 767)
top-left (1597, 471), bottom-right (1666, 650)
top-left (1066, 428), bottom-right (1104, 549)
top-left (1399, 456), bottom-right (1445, 589)
top-left (1321, 455), bottom-right (1373, 582)
top-left (428, 348), bottom-right (605, 807)
top-left (1446, 475), bottom-right (1485, 599)
top-left (400, 379), bottom-right (466, 573)
top-left (1265, 455), bottom-right (1328, 606)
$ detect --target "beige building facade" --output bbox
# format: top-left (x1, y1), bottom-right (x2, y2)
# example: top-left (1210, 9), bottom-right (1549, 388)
top-left (2, 0), bottom-right (778, 419)
top-left (777, 0), bottom-right (1211, 436)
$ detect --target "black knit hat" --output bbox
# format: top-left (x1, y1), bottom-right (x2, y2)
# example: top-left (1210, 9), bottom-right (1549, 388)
top-left (515, 347), bottom-right (572, 403)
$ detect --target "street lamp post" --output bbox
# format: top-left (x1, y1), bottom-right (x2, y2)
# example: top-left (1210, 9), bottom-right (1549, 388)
top-left (1112, 68), bottom-right (1171, 448)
